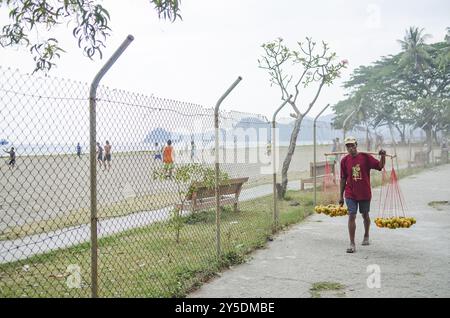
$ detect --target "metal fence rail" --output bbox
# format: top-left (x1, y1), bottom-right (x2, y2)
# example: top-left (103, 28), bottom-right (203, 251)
top-left (0, 65), bottom-right (287, 297)
top-left (0, 63), bottom-right (433, 297)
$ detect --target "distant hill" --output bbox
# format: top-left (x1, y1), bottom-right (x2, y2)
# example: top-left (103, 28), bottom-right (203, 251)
top-left (142, 115), bottom-right (426, 147)
top-left (233, 116), bottom-right (338, 145)
top-left (143, 128), bottom-right (184, 144)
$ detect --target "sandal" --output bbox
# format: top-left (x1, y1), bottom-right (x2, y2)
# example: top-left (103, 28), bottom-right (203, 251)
top-left (346, 245), bottom-right (356, 253)
top-left (362, 237), bottom-right (370, 246)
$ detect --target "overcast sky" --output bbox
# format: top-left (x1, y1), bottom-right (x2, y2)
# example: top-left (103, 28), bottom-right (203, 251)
top-left (1, 0), bottom-right (449, 119)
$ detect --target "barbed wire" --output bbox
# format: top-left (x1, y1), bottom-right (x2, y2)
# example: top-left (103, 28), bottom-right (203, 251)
top-left (1, 65), bottom-right (441, 298)
top-left (0, 88), bottom-right (89, 101)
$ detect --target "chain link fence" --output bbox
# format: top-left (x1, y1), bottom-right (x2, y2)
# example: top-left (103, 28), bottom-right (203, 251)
top-left (0, 66), bottom-right (313, 297)
top-left (1, 66), bottom-right (438, 297)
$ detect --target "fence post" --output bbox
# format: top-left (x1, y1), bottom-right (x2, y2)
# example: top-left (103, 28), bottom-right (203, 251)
top-left (271, 96), bottom-right (292, 232)
top-left (343, 98), bottom-right (363, 141)
top-left (214, 77), bottom-right (242, 259)
top-left (89, 35), bottom-right (134, 298)
top-left (313, 104), bottom-right (330, 207)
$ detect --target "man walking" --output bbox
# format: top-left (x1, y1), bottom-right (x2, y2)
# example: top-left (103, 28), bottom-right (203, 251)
top-left (4, 147), bottom-right (16, 169)
top-left (339, 136), bottom-right (386, 253)
top-left (104, 140), bottom-right (112, 170)
top-left (190, 140), bottom-right (196, 162)
top-left (96, 142), bottom-right (103, 169)
top-left (163, 140), bottom-right (174, 178)
top-left (76, 143), bottom-right (82, 158)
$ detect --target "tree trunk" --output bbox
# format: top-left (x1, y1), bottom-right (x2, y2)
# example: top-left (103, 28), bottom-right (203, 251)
top-left (394, 124), bottom-right (406, 145)
top-left (425, 126), bottom-right (433, 164)
top-left (425, 127), bottom-right (432, 152)
top-left (433, 129), bottom-right (439, 146)
top-left (365, 124), bottom-right (373, 151)
top-left (276, 183), bottom-right (283, 200)
top-left (402, 125), bottom-right (406, 145)
top-left (280, 116), bottom-right (303, 198)
top-left (365, 124), bottom-right (370, 151)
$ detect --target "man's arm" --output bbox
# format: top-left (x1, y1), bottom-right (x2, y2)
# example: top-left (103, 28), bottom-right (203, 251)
top-left (339, 177), bottom-right (346, 206)
top-left (339, 157), bottom-right (346, 206)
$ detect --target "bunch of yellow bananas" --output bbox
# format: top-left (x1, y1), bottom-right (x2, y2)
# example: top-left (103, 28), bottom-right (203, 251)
top-left (374, 217), bottom-right (416, 229)
top-left (314, 204), bottom-right (348, 217)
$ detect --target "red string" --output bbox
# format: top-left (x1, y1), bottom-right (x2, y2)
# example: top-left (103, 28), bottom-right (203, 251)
top-left (378, 167), bottom-right (387, 218)
top-left (379, 157), bottom-right (407, 219)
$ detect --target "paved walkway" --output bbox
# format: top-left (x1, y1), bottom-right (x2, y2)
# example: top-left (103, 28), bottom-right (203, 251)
top-left (0, 181), bottom-right (299, 264)
top-left (190, 164), bottom-right (450, 298)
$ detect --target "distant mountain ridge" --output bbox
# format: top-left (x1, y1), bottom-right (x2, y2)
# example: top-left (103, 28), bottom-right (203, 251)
top-left (142, 114), bottom-right (426, 146)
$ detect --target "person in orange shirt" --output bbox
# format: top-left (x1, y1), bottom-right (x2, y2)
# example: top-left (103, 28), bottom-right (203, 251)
top-left (163, 139), bottom-right (174, 178)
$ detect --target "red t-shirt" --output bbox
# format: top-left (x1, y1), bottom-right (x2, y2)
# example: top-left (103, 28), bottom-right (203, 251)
top-left (340, 153), bottom-right (381, 201)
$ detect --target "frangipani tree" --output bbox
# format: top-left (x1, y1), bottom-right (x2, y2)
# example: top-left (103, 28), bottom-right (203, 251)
top-left (258, 37), bottom-right (347, 198)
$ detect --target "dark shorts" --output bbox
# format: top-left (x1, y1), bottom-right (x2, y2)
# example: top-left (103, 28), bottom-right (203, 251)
top-left (97, 154), bottom-right (103, 161)
top-left (345, 198), bottom-right (370, 215)
top-left (104, 154), bottom-right (111, 162)
top-left (9, 159), bottom-right (15, 165)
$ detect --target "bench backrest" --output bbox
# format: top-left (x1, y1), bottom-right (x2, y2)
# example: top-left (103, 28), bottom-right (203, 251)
top-left (310, 161), bottom-right (335, 177)
top-left (186, 177), bottom-right (249, 200)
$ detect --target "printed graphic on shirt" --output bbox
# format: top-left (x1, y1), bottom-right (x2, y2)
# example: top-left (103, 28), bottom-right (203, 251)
top-left (352, 164), bottom-right (362, 181)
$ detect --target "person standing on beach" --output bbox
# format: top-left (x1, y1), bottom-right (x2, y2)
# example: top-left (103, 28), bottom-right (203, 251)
top-left (190, 140), bottom-right (196, 162)
top-left (104, 140), bottom-right (112, 170)
top-left (163, 140), bottom-right (174, 178)
top-left (96, 142), bottom-right (103, 168)
top-left (4, 147), bottom-right (16, 169)
top-left (76, 143), bottom-right (82, 158)
top-left (332, 138), bottom-right (338, 153)
top-left (154, 142), bottom-right (162, 161)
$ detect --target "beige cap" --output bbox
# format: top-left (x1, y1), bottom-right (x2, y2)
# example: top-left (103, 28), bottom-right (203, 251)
top-left (344, 136), bottom-right (357, 145)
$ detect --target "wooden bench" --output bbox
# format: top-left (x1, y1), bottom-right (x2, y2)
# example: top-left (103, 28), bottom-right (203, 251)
top-left (300, 161), bottom-right (336, 190)
top-left (176, 177), bottom-right (249, 213)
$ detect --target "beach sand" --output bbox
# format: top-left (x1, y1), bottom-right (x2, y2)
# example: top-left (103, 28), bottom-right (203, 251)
top-left (0, 143), bottom-right (427, 237)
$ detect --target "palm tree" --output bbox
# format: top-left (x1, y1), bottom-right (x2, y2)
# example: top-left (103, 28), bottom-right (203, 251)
top-left (397, 26), bottom-right (432, 72)
top-left (437, 27), bottom-right (450, 71)
top-left (398, 27), bottom-right (435, 153)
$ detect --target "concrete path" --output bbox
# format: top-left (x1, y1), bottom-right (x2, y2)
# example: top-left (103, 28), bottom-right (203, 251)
top-left (0, 181), bottom-right (299, 264)
top-left (190, 164), bottom-right (450, 298)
